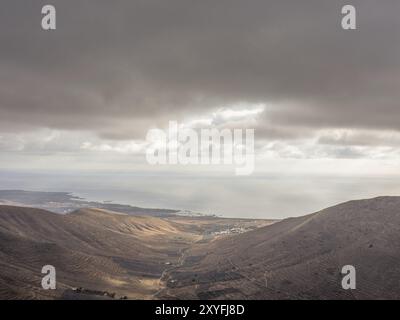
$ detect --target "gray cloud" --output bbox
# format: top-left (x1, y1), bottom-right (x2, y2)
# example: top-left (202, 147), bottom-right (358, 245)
top-left (0, 0), bottom-right (399, 142)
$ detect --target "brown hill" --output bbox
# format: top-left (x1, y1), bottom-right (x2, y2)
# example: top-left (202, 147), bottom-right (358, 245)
top-left (162, 197), bottom-right (400, 300)
top-left (0, 205), bottom-right (270, 299)
top-left (0, 206), bottom-right (199, 299)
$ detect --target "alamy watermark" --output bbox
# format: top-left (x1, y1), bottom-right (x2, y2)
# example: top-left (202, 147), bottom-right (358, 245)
top-left (41, 5), bottom-right (56, 30)
top-left (145, 121), bottom-right (255, 176)
top-left (41, 265), bottom-right (56, 290)
top-left (341, 5), bottom-right (357, 30)
top-left (341, 265), bottom-right (356, 290)
top-left (40, 4), bottom-right (356, 32)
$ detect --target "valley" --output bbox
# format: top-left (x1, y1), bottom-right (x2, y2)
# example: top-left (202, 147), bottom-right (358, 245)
top-left (0, 204), bottom-right (273, 299)
top-left (0, 192), bottom-right (399, 300)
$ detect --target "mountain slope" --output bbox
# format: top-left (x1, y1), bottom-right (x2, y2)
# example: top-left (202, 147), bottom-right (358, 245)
top-left (0, 206), bottom-right (199, 299)
top-left (162, 197), bottom-right (400, 300)
top-left (0, 205), bottom-right (271, 299)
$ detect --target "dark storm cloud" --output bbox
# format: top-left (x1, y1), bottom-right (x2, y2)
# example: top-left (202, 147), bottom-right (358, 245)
top-left (0, 0), bottom-right (399, 140)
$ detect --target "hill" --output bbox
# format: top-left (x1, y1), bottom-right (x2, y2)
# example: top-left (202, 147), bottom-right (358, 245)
top-left (161, 197), bottom-right (400, 299)
top-left (0, 205), bottom-right (271, 299)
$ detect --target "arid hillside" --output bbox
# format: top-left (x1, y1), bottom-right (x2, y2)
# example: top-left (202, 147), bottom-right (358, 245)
top-left (1, 197), bottom-right (399, 300)
top-left (161, 197), bottom-right (400, 300)
top-left (0, 205), bottom-right (271, 299)
top-left (0, 206), bottom-right (193, 299)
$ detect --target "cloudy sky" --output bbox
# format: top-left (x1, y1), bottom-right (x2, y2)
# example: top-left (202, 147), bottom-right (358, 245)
top-left (1, 0), bottom-right (400, 218)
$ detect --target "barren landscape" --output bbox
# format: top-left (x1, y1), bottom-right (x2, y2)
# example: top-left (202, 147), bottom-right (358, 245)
top-left (161, 196), bottom-right (400, 299)
top-left (0, 191), bottom-right (399, 300)
top-left (0, 191), bottom-right (273, 299)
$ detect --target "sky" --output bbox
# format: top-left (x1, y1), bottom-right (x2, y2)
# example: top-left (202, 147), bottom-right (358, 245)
top-left (1, 0), bottom-right (400, 218)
